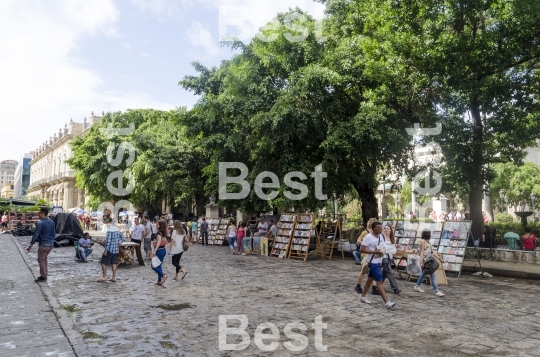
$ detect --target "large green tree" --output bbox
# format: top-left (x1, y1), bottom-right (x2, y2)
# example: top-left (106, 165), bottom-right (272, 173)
top-left (67, 109), bottom-right (206, 217)
top-left (323, 0), bottom-right (540, 238)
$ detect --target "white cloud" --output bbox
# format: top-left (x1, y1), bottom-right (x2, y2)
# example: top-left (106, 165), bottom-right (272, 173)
top-left (122, 42), bottom-right (131, 49)
top-left (0, 0), bottom-right (177, 161)
top-left (187, 21), bottom-right (221, 57)
top-left (139, 52), bottom-right (150, 57)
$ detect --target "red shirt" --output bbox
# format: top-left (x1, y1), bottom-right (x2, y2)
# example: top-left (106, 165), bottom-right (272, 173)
top-left (522, 234), bottom-right (537, 250)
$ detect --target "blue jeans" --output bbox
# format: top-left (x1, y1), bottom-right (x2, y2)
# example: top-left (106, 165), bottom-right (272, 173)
top-left (228, 236), bottom-right (236, 250)
top-left (415, 270), bottom-right (439, 291)
top-left (78, 247), bottom-right (93, 261)
top-left (152, 248), bottom-right (167, 282)
top-left (353, 251), bottom-right (362, 264)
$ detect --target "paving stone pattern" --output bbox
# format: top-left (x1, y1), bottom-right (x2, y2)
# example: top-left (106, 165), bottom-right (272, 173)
top-left (13, 234), bottom-right (540, 356)
top-left (0, 235), bottom-right (75, 357)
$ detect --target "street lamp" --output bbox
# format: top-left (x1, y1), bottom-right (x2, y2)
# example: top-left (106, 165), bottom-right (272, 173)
top-left (531, 193), bottom-right (538, 222)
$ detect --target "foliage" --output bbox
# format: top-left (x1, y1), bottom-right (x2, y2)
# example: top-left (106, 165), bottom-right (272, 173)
top-left (494, 212), bottom-right (515, 224)
top-left (491, 162), bottom-right (540, 210)
top-left (67, 109), bottom-right (207, 216)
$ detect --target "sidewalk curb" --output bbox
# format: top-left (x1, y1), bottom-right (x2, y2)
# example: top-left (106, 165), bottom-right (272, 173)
top-left (462, 261), bottom-right (540, 280)
top-left (11, 235), bottom-right (87, 357)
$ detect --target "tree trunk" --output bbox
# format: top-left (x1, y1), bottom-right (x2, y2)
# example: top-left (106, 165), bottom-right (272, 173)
top-left (353, 182), bottom-right (379, 225)
top-left (469, 101), bottom-right (485, 241)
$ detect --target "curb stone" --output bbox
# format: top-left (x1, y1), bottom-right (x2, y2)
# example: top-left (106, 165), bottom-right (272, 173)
top-left (11, 235), bottom-right (87, 357)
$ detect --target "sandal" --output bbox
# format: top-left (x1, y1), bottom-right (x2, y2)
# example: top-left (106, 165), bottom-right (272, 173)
top-left (97, 278), bottom-right (107, 282)
top-left (181, 271), bottom-right (188, 280)
top-left (109, 278), bottom-right (116, 282)
top-left (162, 275), bottom-right (168, 284)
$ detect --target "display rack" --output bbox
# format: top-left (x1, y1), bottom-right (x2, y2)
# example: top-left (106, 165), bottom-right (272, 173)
top-left (214, 219), bottom-right (229, 246)
top-left (315, 215), bottom-right (344, 260)
top-left (437, 220), bottom-right (472, 278)
top-left (288, 214), bottom-right (314, 261)
top-left (271, 214), bottom-right (295, 258)
top-left (205, 218), bottom-right (221, 245)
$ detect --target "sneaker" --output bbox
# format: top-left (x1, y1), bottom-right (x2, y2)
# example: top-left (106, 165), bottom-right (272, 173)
top-left (435, 291), bottom-right (445, 297)
top-left (354, 285), bottom-right (363, 294)
top-left (35, 276), bottom-right (47, 282)
top-left (359, 296), bottom-right (372, 304)
top-left (385, 301), bottom-right (397, 309)
top-left (393, 289), bottom-right (402, 295)
top-left (414, 286), bottom-right (425, 293)
top-left (371, 287), bottom-right (379, 295)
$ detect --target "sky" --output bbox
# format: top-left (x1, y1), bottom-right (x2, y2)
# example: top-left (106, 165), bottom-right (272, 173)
top-left (0, 0), bottom-right (325, 162)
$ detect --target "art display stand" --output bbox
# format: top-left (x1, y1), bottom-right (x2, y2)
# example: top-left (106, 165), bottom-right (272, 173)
top-left (288, 214), bottom-right (314, 261)
top-left (214, 219), bottom-right (228, 246)
top-left (437, 220), bottom-right (472, 278)
top-left (271, 214), bottom-right (295, 258)
top-left (204, 218), bottom-right (221, 245)
top-left (315, 215), bottom-right (344, 260)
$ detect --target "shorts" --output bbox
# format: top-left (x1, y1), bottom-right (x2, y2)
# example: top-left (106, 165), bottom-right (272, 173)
top-left (368, 263), bottom-right (383, 282)
top-left (144, 238), bottom-right (152, 252)
top-left (360, 257), bottom-right (369, 275)
top-left (100, 251), bottom-right (119, 265)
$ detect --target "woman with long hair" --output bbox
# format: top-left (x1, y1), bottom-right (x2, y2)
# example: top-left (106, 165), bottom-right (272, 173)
top-left (171, 221), bottom-right (188, 280)
top-left (227, 219), bottom-right (237, 254)
top-left (382, 224), bottom-right (401, 294)
top-left (152, 220), bottom-right (169, 286)
top-left (414, 230), bottom-right (445, 296)
top-left (237, 221), bottom-right (246, 255)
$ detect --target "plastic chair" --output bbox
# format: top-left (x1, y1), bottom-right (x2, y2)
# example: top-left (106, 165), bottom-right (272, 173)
top-left (74, 241), bottom-right (94, 261)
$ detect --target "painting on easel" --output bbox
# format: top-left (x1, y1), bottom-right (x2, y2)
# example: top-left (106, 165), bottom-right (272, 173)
top-left (260, 238), bottom-right (268, 256)
top-left (252, 237), bottom-right (261, 254)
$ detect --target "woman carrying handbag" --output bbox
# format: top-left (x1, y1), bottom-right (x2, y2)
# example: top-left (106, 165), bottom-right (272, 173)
top-left (171, 221), bottom-right (188, 281)
top-left (382, 224), bottom-right (401, 295)
top-left (414, 230), bottom-right (445, 296)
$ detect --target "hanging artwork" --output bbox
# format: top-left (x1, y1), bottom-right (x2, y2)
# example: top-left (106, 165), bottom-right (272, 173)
top-left (261, 238), bottom-right (269, 256)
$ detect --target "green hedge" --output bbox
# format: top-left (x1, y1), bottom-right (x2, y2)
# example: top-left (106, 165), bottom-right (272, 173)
top-left (488, 222), bottom-right (540, 236)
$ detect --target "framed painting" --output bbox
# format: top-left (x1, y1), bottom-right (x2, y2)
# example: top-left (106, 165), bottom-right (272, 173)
top-left (252, 237), bottom-right (261, 254)
top-left (260, 238), bottom-right (269, 256)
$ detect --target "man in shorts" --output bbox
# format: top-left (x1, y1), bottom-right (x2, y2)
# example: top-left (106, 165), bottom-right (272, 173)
top-left (1, 212), bottom-right (8, 230)
top-left (143, 215), bottom-right (154, 260)
top-left (98, 219), bottom-right (124, 282)
top-left (358, 221), bottom-right (396, 309)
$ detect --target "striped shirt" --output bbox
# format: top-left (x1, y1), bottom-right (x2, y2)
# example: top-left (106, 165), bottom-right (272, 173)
top-left (105, 225), bottom-right (124, 254)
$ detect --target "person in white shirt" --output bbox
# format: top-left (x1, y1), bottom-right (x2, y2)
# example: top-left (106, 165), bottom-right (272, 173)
top-left (358, 221), bottom-right (397, 309)
top-left (256, 217), bottom-right (268, 237)
top-left (143, 216), bottom-right (154, 260)
top-left (170, 221), bottom-right (188, 281)
top-left (130, 217), bottom-right (145, 257)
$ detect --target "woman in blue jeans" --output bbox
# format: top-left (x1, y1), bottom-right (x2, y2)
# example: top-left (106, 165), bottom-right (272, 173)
top-left (152, 220), bottom-right (169, 286)
top-left (414, 230), bottom-right (445, 296)
top-left (227, 220), bottom-right (237, 254)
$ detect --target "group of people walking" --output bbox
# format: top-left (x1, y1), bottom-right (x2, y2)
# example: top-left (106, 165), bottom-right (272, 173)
top-left (354, 219), bottom-right (445, 309)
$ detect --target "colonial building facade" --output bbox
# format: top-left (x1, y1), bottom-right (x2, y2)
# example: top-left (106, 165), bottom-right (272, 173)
top-left (26, 113), bottom-right (102, 208)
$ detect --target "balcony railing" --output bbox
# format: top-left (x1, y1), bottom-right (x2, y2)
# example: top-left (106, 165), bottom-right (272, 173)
top-left (29, 171), bottom-right (76, 188)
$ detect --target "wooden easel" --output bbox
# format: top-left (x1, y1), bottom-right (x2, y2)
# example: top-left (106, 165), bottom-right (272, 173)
top-left (271, 214), bottom-right (295, 258)
top-left (288, 214), bottom-right (314, 261)
top-left (315, 215), bottom-right (345, 260)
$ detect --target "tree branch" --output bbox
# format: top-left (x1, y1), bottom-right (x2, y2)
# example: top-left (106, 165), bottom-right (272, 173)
top-left (477, 54), bottom-right (540, 80)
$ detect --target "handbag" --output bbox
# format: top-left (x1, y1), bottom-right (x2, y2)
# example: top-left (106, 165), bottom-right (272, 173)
top-left (422, 244), bottom-right (439, 274)
top-left (182, 236), bottom-right (189, 251)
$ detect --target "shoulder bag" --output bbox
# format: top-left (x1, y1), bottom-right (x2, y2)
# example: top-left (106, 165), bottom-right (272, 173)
top-left (182, 235), bottom-right (190, 251)
top-left (422, 243), bottom-right (439, 274)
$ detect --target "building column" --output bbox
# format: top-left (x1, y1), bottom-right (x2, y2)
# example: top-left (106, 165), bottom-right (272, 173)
top-left (63, 181), bottom-right (74, 209)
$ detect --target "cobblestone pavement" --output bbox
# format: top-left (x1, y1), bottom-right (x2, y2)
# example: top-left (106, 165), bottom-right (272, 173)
top-left (12, 234), bottom-right (540, 357)
top-left (0, 234), bottom-right (75, 357)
